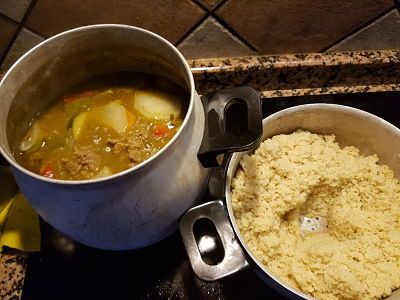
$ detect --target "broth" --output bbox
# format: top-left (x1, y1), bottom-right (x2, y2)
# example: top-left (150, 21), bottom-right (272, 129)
top-left (15, 72), bottom-right (188, 180)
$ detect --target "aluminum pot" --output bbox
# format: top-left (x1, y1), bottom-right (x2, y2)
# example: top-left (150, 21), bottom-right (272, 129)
top-left (181, 103), bottom-right (400, 299)
top-left (0, 24), bottom-right (262, 250)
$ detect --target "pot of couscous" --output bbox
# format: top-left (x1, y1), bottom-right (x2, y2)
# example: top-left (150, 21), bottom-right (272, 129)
top-left (180, 103), bottom-right (400, 300)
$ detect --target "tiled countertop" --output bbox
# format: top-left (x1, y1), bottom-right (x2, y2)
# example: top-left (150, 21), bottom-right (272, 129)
top-left (1, 50), bottom-right (400, 300)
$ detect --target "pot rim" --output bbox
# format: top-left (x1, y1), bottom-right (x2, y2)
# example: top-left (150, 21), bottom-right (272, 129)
top-left (224, 103), bottom-right (400, 299)
top-left (0, 24), bottom-right (196, 185)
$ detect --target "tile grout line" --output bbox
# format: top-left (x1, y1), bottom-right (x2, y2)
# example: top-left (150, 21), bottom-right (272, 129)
top-left (187, 0), bottom-right (259, 52)
top-left (192, 0), bottom-right (227, 12)
top-left (0, 0), bottom-right (39, 67)
top-left (0, 12), bottom-right (19, 24)
top-left (174, 0), bottom-right (227, 47)
top-left (174, 12), bottom-right (209, 47)
top-left (211, 0), bottom-right (228, 12)
top-left (320, 5), bottom-right (396, 52)
top-left (0, 12), bottom-right (19, 66)
top-left (21, 25), bottom-right (47, 39)
top-left (210, 12), bottom-right (259, 52)
top-left (191, 0), bottom-right (259, 52)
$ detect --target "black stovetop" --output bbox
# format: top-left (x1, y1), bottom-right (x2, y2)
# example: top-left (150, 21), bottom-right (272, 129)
top-left (21, 91), bottom-right (400, 300)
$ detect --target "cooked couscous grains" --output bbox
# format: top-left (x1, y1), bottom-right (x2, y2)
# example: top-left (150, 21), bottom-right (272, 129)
top-left (231, 130), bottom-right (400, 300)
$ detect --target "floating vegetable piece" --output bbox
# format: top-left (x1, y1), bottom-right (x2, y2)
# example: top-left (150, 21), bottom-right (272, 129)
top-left (134, 90), bottom-right (181, 120)
top-left (91, 102), bottom-right (129, 134)
top-left (153, 125), bottom-right (170, 138)
top-left (40, 165), bottom-right (55, 178)
top-left (72, 111), bottom-right (88, 139)
top-left (93, 166), bottom-right (112, 179)
top-left (19, 121), bottom-right (43, 152)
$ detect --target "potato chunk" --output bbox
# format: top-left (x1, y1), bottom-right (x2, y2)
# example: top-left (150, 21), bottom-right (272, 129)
top-left (134, 91), bottom-right (181, 120)
top-left (72, 102), bottom-right (133, 136)
top-left (92, 102), bottom-right (130, 134)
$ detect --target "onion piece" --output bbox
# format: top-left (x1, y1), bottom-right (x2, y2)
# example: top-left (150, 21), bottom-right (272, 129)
top-left (72, 111), bottom-right (88, 139)
top-left (19, 121), bottom-right (43, 152)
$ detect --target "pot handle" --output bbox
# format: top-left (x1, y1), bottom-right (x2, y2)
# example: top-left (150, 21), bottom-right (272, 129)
top-left (180, 200), bottom-right (250, 281)
top-left (198, 87), bottom-right (262, 167)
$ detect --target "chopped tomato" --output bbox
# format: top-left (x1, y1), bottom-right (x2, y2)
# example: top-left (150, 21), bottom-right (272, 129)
top-left (153, 125), bottom-right (170, 138)
top-left (63, 90), bottom-right (94, 103)
top-left (41, 165), bottom-right (55, 178)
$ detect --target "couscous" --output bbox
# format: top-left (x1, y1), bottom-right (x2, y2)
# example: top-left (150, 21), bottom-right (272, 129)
top-left (231, 130), bottom-right (400, 300)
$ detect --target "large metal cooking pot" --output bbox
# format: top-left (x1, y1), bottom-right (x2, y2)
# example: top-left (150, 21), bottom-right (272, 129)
top-left (181, 104), bottom-right (400, 299)
top-left (0, 24), bottom-right (262, 250)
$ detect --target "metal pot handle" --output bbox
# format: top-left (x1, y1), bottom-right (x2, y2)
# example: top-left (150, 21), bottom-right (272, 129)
top-left (180, 200), bottom-right (250, 281)
top-left (198, 87), bottom-right (262, 167)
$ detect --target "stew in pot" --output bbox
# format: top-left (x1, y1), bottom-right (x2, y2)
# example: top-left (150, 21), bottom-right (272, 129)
top-left (15, 72), bottom-right (188, 180)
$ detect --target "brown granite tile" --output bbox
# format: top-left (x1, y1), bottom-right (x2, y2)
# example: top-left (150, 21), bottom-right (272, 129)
top-left (260, 83), bottom-right (400, 98)
top-left (1, 27), bottom-right (45, 71)
top-left (189, 50), bottom-right (400, 96)
top-left (0, 15), bottom-right (17, 60)
top-left (216, 0), bottom-right (394, 54)
top-left (0, 0), bottom-right (32, 22)
top-left (328, 9), bottom-right (400, 52)
top-left (0, 249), bottom-right (28, 300)
top-left (178, 16), bottom-right (256, 59)
top-left (26, 0), bottom-right (206, 43)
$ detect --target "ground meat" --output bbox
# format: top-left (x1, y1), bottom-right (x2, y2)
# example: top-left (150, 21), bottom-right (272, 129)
top-left (62, 145), bottom-right (100, 178)
top-left (108, 136), bottom-right (149, 165)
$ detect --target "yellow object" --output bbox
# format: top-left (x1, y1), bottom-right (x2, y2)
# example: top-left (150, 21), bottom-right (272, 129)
top-left (72, 111), bottom-right (88, 139)
top-left (0, 166), bottom-right (17, 212)
top-left (0, 200), bottom-right (13, 234)
top-left (232, 130), bottom-right (400, 300)
top-left (0, 192), bottom-right (40, 252)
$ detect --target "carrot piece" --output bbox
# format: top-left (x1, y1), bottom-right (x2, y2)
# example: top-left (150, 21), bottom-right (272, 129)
top-left (153, 125), bottom-right (170, 137)
top-left (41, 165), bottom-right (55, 178)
